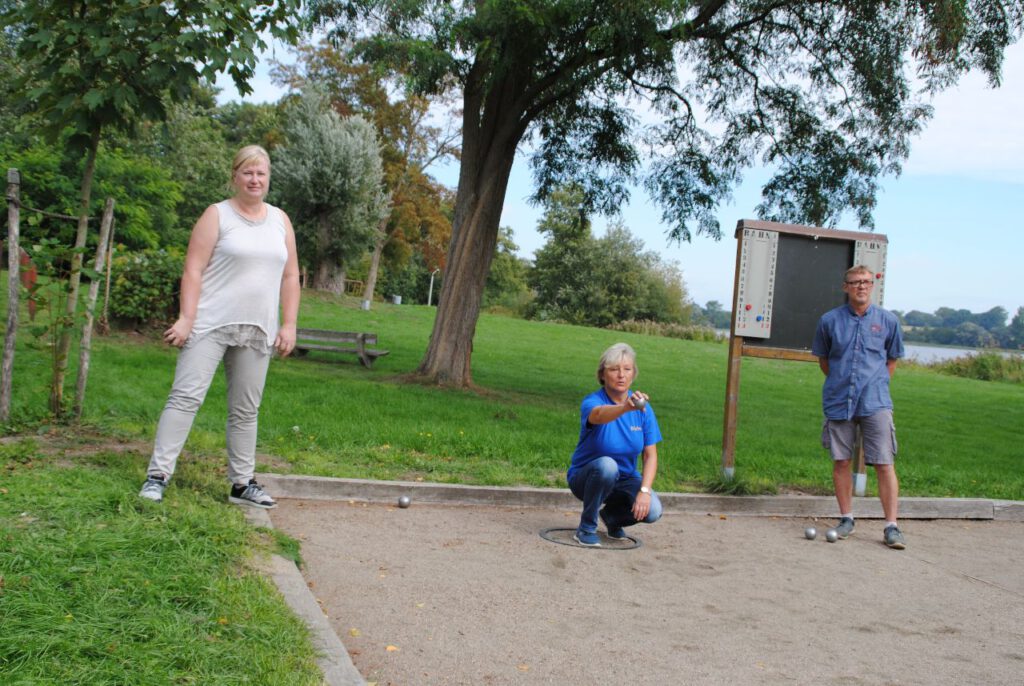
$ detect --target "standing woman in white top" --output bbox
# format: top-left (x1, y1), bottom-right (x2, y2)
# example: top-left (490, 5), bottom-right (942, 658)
top-left (138, 145), bottom-right (300, 508)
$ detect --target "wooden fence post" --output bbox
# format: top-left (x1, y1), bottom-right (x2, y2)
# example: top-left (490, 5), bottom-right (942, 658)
top-left (98, 220), bottom-right (115, 335)
top-left (73, 197), bottom-right (115, 418)
top-left (1, 169), bottom-right (21, 422)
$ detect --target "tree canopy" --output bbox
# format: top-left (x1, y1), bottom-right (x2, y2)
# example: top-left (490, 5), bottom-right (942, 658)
top-left (308, 0), bottom-right (1024, 386)
top-left (529, 185), bottom-right (691, 327)
top-left (899, 304), bottom-right (1020, 348)
top-left (273, 89), bottom-right (388, 293)
top-left (272, 40), bottom-right (458, 304)
top-left (2, 0), bottom-right (300, 151)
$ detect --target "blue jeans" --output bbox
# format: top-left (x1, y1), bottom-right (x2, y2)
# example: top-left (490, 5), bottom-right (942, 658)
top-left (567, 456), bottom-right (663, 533)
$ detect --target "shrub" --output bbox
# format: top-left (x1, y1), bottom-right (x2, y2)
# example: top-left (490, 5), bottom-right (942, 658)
top-left (608, 319), bottom-right (727, 343)
top-left (108, 248), bottom-right (184, 325)
top-left (930, 352), bottom-right (1024, 384)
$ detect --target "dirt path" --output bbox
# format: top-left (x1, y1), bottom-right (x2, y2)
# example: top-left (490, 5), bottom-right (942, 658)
top-left (270, 500), bottom-right (1024, 685)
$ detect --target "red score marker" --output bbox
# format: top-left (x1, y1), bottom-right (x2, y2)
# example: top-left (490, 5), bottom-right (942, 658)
top-left (745, 304), bottom-right (752, 311)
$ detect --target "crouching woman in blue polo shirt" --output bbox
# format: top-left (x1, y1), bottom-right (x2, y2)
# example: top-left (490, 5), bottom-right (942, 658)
top-left (567, 343), bottom-right (663, 547)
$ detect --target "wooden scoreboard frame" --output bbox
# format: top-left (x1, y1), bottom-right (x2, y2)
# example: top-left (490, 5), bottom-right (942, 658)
top-left (721, 219), bottom-right (889, 488)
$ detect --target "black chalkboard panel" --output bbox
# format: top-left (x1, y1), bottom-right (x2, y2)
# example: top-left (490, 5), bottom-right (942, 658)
top-left (744, 234), bottom-right (852, 351)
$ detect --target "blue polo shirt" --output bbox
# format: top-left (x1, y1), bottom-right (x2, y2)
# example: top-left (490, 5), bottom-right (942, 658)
top-left (812, 303), bottom-right (904, 420)
top-left (567, 388), bottom-right (662, 481)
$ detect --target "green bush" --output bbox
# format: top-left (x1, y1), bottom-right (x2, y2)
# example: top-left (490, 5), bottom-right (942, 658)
top-left (931, 352), bottom-right (1024, 383)
top-left (109, 248), bottom-right (184, 325)
top-left (608, 319), bottom-right (727, 343)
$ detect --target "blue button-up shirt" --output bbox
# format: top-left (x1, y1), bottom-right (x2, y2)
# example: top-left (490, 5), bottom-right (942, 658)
top-left (812, 304), bottom-right (904, 420)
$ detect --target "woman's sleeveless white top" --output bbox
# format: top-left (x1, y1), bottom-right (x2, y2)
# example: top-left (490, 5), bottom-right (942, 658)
top-left (190, 201), bottom-right (288, 350)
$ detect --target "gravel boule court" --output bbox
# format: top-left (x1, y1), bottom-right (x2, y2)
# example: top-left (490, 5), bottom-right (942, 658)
top-left (266, 492), bottom-right (1024, 686)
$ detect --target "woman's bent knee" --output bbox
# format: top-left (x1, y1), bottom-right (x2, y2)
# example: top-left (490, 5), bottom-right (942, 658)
top-left (644, 493), bottom-right (663, 523)
top-left (593, 456), bottom-right (618, 480)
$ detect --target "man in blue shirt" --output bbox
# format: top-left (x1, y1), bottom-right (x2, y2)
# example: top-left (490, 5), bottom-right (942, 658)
top-left (812, 265), bottom-right (906, 549)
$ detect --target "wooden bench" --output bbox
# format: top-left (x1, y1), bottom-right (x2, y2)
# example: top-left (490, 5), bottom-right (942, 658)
top-left (292, 328), bottom-right (390, 368)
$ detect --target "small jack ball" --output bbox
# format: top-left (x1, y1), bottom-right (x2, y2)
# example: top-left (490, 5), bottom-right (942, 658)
top-left (398, 495), bottom-right (411, 508)
top-left (633, 397), bottom-right (647, 410)
top-left (804, 527), bottom-right (817, 540)
top-left (825, 528), bottom-right (838, 543)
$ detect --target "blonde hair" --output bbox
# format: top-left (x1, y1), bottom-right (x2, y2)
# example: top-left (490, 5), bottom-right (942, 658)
top-left (596, 342), bottom-right (637, 384)
top-left (230, 145), bottom-right (271, 187)
top-left (844, 264), bottom-right (874, 281)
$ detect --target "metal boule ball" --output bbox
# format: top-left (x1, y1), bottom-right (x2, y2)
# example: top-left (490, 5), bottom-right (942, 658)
top-left (804, 527), bottom-right (817, 540)
top-left (825, 528), bottom-right (838, 543)
top-left (398, 495), bottom-right (411, 508)
top-left (632, 396), bottom-right (647, 410)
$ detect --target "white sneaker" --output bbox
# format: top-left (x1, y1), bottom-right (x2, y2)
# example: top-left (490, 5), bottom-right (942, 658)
top-left (228, 479), bottom-right (277, 509)
top-left (139, 475), bottom-right (167, 502)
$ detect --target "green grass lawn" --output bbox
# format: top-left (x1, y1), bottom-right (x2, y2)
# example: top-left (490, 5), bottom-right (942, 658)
top-left (5, 287), bottom-right (1021, 501)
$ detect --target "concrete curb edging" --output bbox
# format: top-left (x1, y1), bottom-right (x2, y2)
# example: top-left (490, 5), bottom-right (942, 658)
top-left (241, 507), bottom-right (366, 686)
top-left (257, 473), bottom-right (1024, 521)
top-left (994, 500), bottom-right (1024, 521)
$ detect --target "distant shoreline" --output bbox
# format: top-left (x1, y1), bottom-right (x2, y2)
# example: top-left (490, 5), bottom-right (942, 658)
top-left (904, 343), bottom-right (1021, 364)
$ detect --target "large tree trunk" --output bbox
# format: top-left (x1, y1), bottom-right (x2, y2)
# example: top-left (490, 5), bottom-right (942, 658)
top-left (314, 214), bottom-right (345, 293)
top-left (315, 260), bottom-right (346, 294)
top-left (416, 91), bottom-right (521, 386)
top-left (52, 128), bottom-right (101, 416)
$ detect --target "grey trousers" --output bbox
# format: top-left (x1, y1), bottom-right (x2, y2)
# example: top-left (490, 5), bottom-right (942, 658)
top-left (147, 335), bottom-right (272, 485)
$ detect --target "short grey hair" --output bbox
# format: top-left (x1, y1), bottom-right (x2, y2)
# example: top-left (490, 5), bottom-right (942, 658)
top-left (597, 342), bottom-right (637, 384)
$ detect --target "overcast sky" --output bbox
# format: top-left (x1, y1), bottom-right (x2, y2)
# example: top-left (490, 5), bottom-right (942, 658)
top-left (219, 40), bottom-right (1024, 317)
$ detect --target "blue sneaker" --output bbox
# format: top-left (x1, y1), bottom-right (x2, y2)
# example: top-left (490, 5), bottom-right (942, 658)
top-left (600, 509), bottom-right (627, 539)
top-left (573, 528), bottom-right (601, 547)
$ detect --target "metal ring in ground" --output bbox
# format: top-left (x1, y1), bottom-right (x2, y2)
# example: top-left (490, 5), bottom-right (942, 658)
top-left (539, 527), bottom-right (642, 550)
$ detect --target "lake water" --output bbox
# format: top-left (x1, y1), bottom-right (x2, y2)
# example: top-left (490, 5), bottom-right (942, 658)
top-left (902, 343), bottom-right (1018, 364)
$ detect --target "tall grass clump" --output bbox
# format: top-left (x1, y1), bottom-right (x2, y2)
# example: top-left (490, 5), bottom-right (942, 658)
top-left (608, 319), bottom-right (726, 343)
top-left (930, 352), bottom-right (1024, 383)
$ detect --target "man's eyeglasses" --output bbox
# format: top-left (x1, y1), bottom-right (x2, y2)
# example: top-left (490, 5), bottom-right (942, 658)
top-left (844, 279), bottom-right (874, 287)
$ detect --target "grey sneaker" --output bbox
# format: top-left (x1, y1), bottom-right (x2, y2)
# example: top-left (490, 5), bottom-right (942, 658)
top-left (884, 525), bottom-right (906, 549)
top-left (229, 479), bottom-right (277, 509)
top-left (139, 475), bottom-right (167, 502)
top-left (834, 517), bottom-right (855, 539)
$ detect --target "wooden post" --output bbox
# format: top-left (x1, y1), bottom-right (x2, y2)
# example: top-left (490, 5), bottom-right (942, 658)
top-left (720, 230), bottom-right (747, 479)
top-left (1, 169), bottom-right (21, 422)
top-left (73, 198), bottom-right (115, 418)
top-left (98, 219), bottom-right (115, 335)
top-left (720, 335), bottom-right (743, 479)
